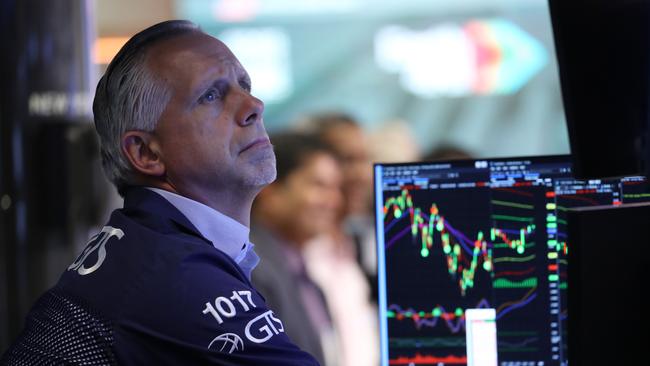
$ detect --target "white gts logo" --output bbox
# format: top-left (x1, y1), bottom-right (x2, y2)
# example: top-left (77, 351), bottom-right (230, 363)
top-left (68, 226), bottom-right (124, 275)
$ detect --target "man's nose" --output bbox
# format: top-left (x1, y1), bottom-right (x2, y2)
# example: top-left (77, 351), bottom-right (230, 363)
top-left (235, 90), bottom-right (264, 127)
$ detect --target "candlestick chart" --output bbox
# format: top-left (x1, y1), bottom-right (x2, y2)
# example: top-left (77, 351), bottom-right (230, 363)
top-left (384, 188), bottom-right (539, 296)
top-left (382, 182), bottom-right (550, 365)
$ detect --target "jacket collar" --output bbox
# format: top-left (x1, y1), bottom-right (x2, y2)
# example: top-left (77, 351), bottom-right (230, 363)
top-left (122, 186), bottom-right (206, 242)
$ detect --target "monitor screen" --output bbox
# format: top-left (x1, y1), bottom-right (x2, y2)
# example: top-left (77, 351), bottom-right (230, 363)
top-left (373, 155), bottom-right (650, 366)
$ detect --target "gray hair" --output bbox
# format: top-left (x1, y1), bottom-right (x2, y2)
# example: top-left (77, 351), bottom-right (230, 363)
top-left (92, 20), bottom-right (201, 195)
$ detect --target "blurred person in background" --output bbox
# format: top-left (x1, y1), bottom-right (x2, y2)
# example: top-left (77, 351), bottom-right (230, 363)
top-left (251, 132), bottom-right (343, 366)
top-left (299, 112), bottom-right (378, 302)
top-left (295, 113), bottom-right (380, 365)
top-left (367, 118), bottom-right (422, 164)
top-left (302, 207), bottom-right (380, 366)
top-left (422, 143), bottom-right (474, 162)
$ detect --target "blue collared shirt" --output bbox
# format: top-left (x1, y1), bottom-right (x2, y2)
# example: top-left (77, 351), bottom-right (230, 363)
top-left (147, 187), bottom-right (260, 279)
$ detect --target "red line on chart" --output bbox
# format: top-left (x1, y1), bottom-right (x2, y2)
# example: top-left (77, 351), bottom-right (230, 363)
top-left (494, 267), bottom-right (536, 278)
top-left (389, 353), bottom-right (467, 365)
top-left (622, 180), bottom-right (645, 185)
top-left (556, 194), bottom-right (599, 206)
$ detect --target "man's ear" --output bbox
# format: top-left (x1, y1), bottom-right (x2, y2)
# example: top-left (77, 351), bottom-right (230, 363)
top-left (121, 131), bottom-right (165, 177)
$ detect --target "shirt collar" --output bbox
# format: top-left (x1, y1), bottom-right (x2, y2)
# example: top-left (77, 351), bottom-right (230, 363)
top-left (146, 187), bottom-right (250, 261)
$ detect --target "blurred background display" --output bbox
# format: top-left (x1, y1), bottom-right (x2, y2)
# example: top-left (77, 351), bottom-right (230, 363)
top-left (93, 0), bottom-right (569, 159)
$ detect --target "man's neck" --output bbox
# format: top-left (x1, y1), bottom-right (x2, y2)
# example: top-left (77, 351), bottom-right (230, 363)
top-left (150, 181), bottom-right (256, 227)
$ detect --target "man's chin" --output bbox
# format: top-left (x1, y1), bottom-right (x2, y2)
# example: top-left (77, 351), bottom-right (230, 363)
top-left (258, 168), bottom-right (277, 186)
top-left (245, 160), bottom-right (277, 188)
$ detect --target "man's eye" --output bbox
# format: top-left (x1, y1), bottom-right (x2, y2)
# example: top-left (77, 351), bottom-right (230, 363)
top-left (240, 80), bottom-right (252, 93)
top-left (200, 88), bottom-right (220, 103)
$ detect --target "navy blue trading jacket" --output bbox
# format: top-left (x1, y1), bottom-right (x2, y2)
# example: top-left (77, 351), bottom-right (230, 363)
top-left (5, 187), bottom-right (319, 365)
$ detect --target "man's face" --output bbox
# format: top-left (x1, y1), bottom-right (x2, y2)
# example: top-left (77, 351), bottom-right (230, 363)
top-left (148, 32), bottom-right (276, 201)
top-left (322, 124), bottom-right (373, 216)
top-left (275, 152), bottom-right (343, 244)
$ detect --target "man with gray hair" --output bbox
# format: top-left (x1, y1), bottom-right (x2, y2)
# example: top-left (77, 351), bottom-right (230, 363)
top-left (1, 20), bottom-right (319, 365)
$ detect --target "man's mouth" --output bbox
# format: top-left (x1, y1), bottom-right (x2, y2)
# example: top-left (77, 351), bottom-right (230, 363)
top-left (240, 137), bottom-right (272, 154)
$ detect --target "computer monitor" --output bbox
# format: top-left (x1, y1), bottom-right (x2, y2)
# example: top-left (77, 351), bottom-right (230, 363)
top-left (374, 155), bottom-right (650, 366)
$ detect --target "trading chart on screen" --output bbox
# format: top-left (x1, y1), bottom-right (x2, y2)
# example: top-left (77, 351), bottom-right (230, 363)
top-left (374, 155), bottom-right (650, 366)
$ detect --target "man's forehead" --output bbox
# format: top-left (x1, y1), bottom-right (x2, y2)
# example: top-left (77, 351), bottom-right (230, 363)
top-left (146, 32), bottom-right (243, 75)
